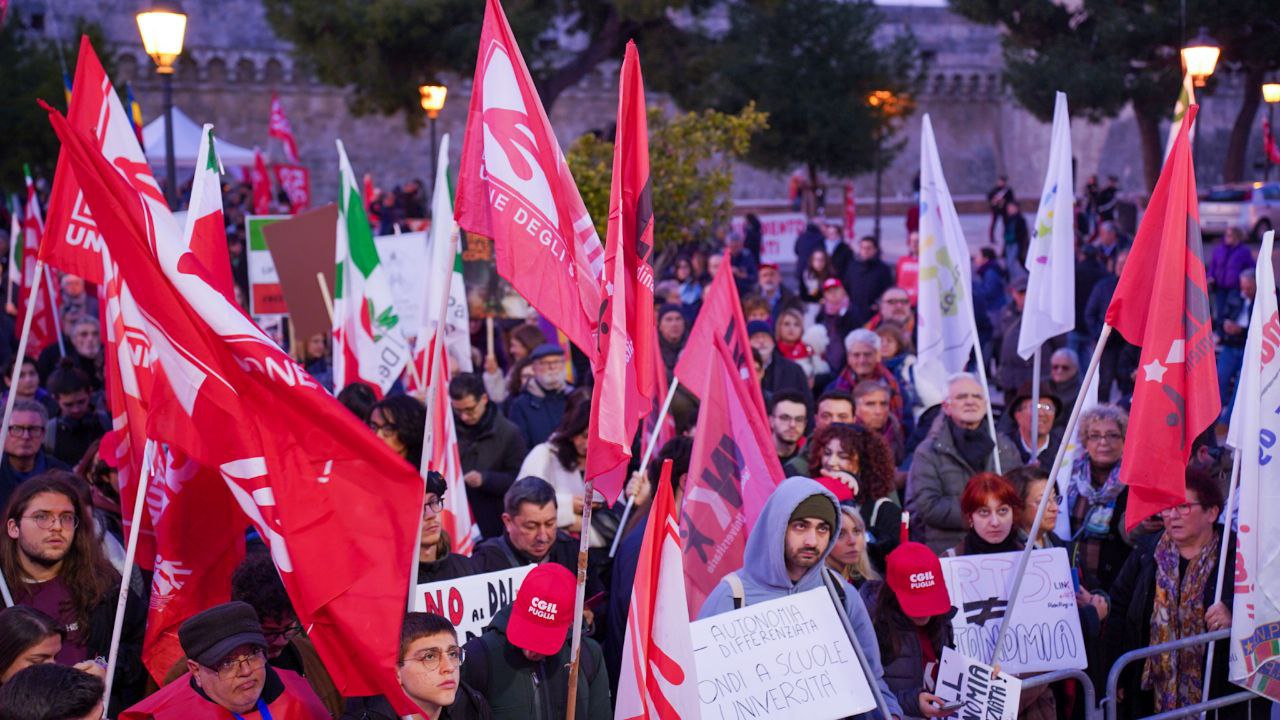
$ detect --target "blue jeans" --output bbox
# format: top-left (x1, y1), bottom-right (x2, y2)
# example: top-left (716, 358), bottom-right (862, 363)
top-left (1217, 344), bottom-right (1245, 420)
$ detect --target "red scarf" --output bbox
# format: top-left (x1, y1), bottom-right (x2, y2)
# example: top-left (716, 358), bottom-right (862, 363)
top-left (777, 340), bottom-right (810, 360)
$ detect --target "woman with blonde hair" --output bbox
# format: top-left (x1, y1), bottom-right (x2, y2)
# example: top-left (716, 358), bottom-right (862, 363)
top-left (826, 506), bottom-right (880, 588)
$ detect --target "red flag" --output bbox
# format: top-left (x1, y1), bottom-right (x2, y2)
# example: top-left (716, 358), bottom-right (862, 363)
top-left (251, 148), bottom-right (272, 214)
top-left (455, 0), bottom-right (604, 365)
top-left (46, 104), bottom-right (421, 711)
top-left (19, 171), bottom-right (59, 355)
top-left (272, 163), bottom-right (311, 214)
top-left (616, 460), bottom-right (701, 720)
top-left (1265, 119), bottom-right (1280, 165)
top-left (642, 327), bottom-right (676, 456)
top-left (43, 36), bottom-right (156, 285)
top-left (269, 92), bottom-right (301, 163)
top-left (679, 335), bottom-right (784, 617)
top-left (1104, 105), bottom-right (1219, 530)
top-left (584, 42), bottom-right (657, 501)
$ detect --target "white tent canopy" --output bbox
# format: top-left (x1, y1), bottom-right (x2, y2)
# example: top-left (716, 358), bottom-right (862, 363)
top-left (142, 106), bottom-right (258, 168)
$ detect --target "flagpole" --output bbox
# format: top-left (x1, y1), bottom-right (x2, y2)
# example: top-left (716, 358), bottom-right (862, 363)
top-left (990, 324), bottom-right (1111, 671)
top-left (0, 258), bottom-right (49, 452)
top-left (968, 315), bottom-right (1003, 474)
top-left (1029, 348), bottom-right (1041, 464)
top-left (564, 476), bottom-right (595, 720)
top-left (316, 271), bottom-right (334, 325)
top-left (45, 266), bottom-right (66, 358)
top-left (609, 378), bottom-right (680, 558)
top-left (821, 567), bottom-right (894, 720)
top-left (102, 438), bottom-right (156, 716)
top-left (1200, 447), bottom-right (1242, 716)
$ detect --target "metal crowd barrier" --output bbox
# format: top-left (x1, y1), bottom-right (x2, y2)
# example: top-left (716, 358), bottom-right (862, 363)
top-left (1102, 628), bottom-right (1258, 720)
top-left (1021, 668), bottom-right (1099, 719)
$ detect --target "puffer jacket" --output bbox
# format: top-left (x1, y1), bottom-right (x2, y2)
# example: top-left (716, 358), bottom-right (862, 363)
top-left (859, 580), bottom-right (953, 719)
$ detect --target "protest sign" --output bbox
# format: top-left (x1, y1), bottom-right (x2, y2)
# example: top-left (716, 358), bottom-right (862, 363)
top-left (934, 647), bottom-right (1022, 720)
top-left (939, 547), bottom-right (1085, 674)
top-left (373, 231), bottom-right (428, 339)
top-left (245, 214), bottom-right (289, 318)
top-left (756, 212), bottom-right (807, 266)
top-left (414, 565), bottom-right (534, 642)
top-left (261, 204), bottom-right (337, 344)
top-left (689, 587), bottom-right (875, 720)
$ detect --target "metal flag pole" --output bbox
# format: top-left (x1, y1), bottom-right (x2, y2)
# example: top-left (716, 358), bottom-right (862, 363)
top-left (609, 379), bottom-right (680, 558)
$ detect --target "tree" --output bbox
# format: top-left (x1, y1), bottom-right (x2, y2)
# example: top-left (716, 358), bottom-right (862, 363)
top-left (643, 0), bottom-right (923, 189)
top-left (567, 104), bottom-right (768, 261)
top-left (262, 0), bottom-right (702, 132)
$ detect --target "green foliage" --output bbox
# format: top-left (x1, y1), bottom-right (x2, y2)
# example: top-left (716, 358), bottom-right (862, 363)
top-left (567, 103), bottom-right (768, 254)
top-left (644, 0), bottom-right (923, 179)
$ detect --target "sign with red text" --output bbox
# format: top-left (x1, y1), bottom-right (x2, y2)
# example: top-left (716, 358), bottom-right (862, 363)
top-left (689, 588), bottom-right (874, 720)
top-left (757, 212), bottom-right (807, 266)
top-left (414, 565), bottom-right (534, 642)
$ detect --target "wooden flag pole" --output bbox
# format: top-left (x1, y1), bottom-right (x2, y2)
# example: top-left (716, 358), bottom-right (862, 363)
top-left (485, 316), bottom-right (496, 362)
top-left (316, 271), bottom-right (334, 324)
top-left (990, 324), bottom-right (1111, 671)
top-left (563, 475), bottom-right (595, 720)
top-left (0, 258), bottom-right (49, 458)
top-left (102, 439), bottom-right (157, 716)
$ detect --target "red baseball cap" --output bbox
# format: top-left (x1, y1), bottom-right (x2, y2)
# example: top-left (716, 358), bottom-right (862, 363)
top-left (759, 262), bottom-right (780, 272)
top-left (507, 564), bottom-right (576, 656)
top-left (822, 278), bottom-right (843, 292)
top-left (885, 541), bottom-right (952, 618)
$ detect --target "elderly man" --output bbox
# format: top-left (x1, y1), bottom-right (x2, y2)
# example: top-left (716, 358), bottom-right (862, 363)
top-left (757, 263), bottom-right (800, 322)
top-left (1047, 348), bottom-right (1081, 430)
top-left (906, 373), bottom-right (1023, 553)
top-left (506, 344), bottom-right (573, 447)
top-left (120, 601), bottom-right (328, 718)
top-left (1003, 384), bottom-right (1063, 467)
top-left (827, 329), bottom-right (907, 428)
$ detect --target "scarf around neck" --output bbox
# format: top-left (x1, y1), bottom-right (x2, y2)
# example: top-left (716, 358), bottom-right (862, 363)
top-left (949, 418), bottom-right (994, 472)
top-left (1069, 453), bottom-right (1124, 509)
top-left (1142, 528), bottom-right (1219, 712)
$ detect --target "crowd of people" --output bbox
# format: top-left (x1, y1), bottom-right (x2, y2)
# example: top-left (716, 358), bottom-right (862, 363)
top-left (0, 168), bottom-right (1268, 720)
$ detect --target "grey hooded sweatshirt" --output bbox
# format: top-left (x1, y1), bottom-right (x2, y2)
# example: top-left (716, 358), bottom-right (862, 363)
top-left (696, 476), bottom-right (903, 719)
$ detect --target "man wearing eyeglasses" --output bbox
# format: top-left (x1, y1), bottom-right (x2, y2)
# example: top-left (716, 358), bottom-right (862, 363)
top-left (0, 400), bottom-right (70, 511)
top-left (121, 601), bottom-right (328, 719)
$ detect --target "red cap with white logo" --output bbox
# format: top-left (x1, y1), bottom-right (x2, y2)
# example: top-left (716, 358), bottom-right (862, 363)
top-left (885, 541), bottom-right (952, 618)
top-left (507, 563), bottom-right (576, 656)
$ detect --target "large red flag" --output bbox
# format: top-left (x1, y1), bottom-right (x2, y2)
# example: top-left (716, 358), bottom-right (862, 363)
top-left (1104, 105), bottom-right (1219, 530)
top-left (584, 42), bottom-right (657, 501)
top-left (679, 335), bottom-right (784, 617)
top-left (272, 163), bottom-right (311, 214)
top-left (616, 460), bottom-right (700, 720)
top-left (46, 105), bottom-right (421, 711)
top-left (42, 36), bottom-right (153, 285)
top-left (268, 92), bottom-right (301, 163)
top-left (455, 0), bottom-right (605, 364)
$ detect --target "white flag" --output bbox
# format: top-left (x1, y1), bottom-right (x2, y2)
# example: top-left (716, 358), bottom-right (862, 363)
top-left (1018, 92), bottom-right (1075, 360)
top-left (420, 138), bottom-right (473, 376)
top-left (1163, 72), bottom-right (1196, 163)
top-left (916, 114), bottom-right (979, 403)
top-left (1227, 230), bottom-right (1280, 701)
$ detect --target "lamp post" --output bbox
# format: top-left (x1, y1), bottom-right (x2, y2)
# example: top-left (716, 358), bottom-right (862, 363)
top-left (1181, 27), bottom-right (1221, 88)
top-left (1264, 82), bottom-right (1280, 182)
top-left (136, 2), bottom-right (187, 210)
top-left (419, 84), bottom-right (448, 192)
top-left (867, 89), bottom-right (900, 242)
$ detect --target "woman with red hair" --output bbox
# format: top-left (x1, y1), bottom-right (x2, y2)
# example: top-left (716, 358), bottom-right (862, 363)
top-left (946, 472), bottom-right (1023, 557)
top-left (808, 423), bottom-right (901, 571)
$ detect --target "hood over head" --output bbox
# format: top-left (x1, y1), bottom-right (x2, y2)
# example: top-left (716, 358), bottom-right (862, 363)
top-left (741, 476), bottom-right (841, 591)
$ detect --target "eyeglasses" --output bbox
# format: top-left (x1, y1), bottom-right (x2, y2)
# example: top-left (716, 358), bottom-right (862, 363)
top-left (368, 421), bottom-right (397, 435)
top-left (422, 497), bottom-right (444, 516)
top-left (400, 646), bottom-right (465, 670)
top-left (1085, 432), bottom-right (1123, 444)
top-left (1160, 502), bottom-right (1204, 517)
top-left (8, 424), bottom-right (45, 437)
top-left (210, 648), bottom-right (266, 678)
top-left (263, 623), bottom-right (303, 642)
top-left (23, 512), bottom-right (78, 530)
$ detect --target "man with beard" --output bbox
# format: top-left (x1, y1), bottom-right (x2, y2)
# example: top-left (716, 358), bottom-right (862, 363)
top-left (450, 373), bottom-right (528, 538)
top-left (506, 344), bottom-right (573, 447)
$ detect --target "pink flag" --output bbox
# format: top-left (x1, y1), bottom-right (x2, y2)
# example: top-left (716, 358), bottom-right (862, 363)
top-left (679, 335), bottom-right (784, 617)
top-left (19, 170), bottom-right (59, 355)
top-left (272, 163), bottom-right (311, 214)
top-left (269, 92), bottom-right (301, 163)
top-left (616, 460), bottom-right (700, 720)
top-left (251, 148), bottom-right (272, 214)
top-left (455, 0), bottom-right (604, 364)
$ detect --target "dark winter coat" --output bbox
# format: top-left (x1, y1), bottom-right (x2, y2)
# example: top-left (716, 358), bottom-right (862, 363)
top-left (456, 402), bottom-right (529, 538)
top-left (505, 382), bottom-right (571, 448)
top-left (341, 683), bottom-right (491, 720)
top-left (860, 580), bottom-right (953, 719)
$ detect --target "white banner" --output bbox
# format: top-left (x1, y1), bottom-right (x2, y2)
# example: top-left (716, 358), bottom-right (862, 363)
top-left (756, 212), bottom-right (807, 266)
top-left (373, 231), bottom-right (429, 341)
top-left (935, 647), bottom-right (1022, 720)
top-left (939, 547), bottom-right (1086, 674)
top-left (689, 587), bottom-right (875, 720)
top-left (414, 565), bottom-right (534, 642)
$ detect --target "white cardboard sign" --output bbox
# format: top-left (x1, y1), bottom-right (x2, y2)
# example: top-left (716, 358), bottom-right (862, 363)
top-left (414, 565), bottom-right (534, 642)
top-left (689, 587), bottom-right (875, 720)
top-left (939, 547), bottom-right (1086, 674)
top-left (373, 231), bottom-right (428, 339)
top-left (934, 647), bottom-right (1022, 720)
top-left (757, 212), bottom-right (808, 266)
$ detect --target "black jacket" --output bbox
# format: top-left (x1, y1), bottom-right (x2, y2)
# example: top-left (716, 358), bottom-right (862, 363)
top-left (471, 533), bottom-right (606, 616)
top-left (841, 257), bottom-right (894, 327)
top-left (761, 351), bottom-right (812, 408)
top-left (341, 683), bottom-right (491, 720)
top-left (505, 383), bottom-right (570, 448)
top-left (0, 450), bottom-right (70, 513)
top-left (456, 403), bottom-right (529, 538)
top-left (418, 551), bottom-right (477, 586)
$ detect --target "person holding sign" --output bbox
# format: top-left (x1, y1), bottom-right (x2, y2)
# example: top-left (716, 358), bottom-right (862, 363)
top-left (859, 535), bottom-right (955, 718)
top-left (697, 476), bottom-right (903, 719)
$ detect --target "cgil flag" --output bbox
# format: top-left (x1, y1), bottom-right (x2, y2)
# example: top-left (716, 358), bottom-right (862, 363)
top-left (1018, 91), bottom-right (1075, 359)
top-left (584, 41), bottom-right (657, 501)
top-left (1227, 230), bottom-right (1280, 701)
top-left (1163, 72), bottom-right (1196, 163)
top-left (455, 0), bottom-right (605, 366)
top-left (1105, 105), bottom-right (1218, 530)
top-left (615, 459), bottom-right (700, 720)
top-left (269, 92), bottom-right (301, 164)
top-left (916, 114), bottom-right (980, 403)
top-left (47, 102), bottom-right (422, 711)
top-left (20, 166), bottom-right (60, 355)
top-left (333, 139), bottom-right (411, 396)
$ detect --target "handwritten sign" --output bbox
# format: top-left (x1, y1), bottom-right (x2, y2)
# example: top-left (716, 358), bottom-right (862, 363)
top-left (756, 212), bottom-right (808, 266)
top-left (373, 231), bottom-right (428, 339)
top-left (689, 587), bottom-right (875, 720)
top-left (939, 548), bottom-right (1086, 674)
top-left (935, 647), bottom-right (1022, 720)
top-left (414, 565), bottom-right (534, 642)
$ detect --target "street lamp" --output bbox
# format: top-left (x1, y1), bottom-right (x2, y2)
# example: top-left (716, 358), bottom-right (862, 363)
top-left (419, 84), bottom-right (448, 193)
top-left (1181, 27), bottom-right (1220, 88)
top-left (1264, 82), bottom-right (1280, 182)
top-left (136, 2), bottom-right (187, 209)
top-left (867, 89), bottom-right (901, 242)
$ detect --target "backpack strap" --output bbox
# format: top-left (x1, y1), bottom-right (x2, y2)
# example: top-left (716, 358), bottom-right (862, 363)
top-left (823, 567), bottom-right (848, 608)
top-left (868, 497), bottom-right (894, 529)
top-left (725, 572), bottom-right (746, 610)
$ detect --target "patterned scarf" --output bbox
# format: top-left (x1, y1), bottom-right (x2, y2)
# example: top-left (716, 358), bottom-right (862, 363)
top-left (1067, 454), bottom-right (1124, 510)
top-left (1141, 529), bottom-right (1219, 712)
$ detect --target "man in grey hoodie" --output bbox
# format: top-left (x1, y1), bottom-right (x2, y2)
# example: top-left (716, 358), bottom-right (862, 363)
top-left (697, 476), bottom-right (904, 719)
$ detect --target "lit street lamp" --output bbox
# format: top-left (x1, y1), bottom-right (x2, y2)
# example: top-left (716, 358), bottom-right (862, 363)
top-left (867, 89), bottom-right (903, 242)
top-left (419, 84), bottom-right (448, 192)
top-left (137, 2), bottom-right (187, 209)
top-left (1264, 82), bottom-right (1280, 182)
top-left (1181, 27), bottom-right (1220, 88)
